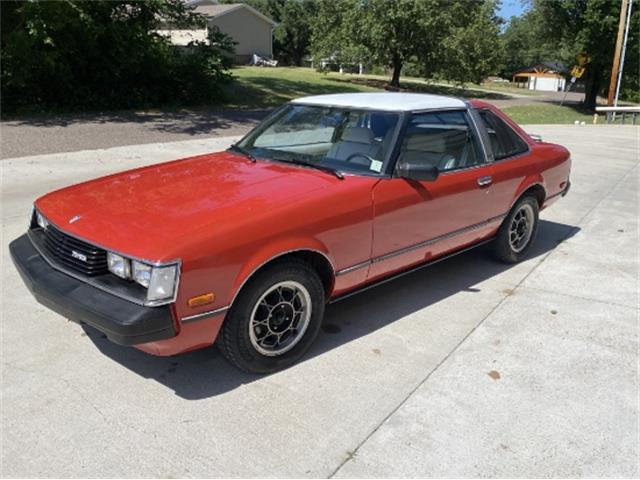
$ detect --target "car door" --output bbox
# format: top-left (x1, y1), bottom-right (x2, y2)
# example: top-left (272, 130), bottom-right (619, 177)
top-left (368, 109), bottom-right (498, 281)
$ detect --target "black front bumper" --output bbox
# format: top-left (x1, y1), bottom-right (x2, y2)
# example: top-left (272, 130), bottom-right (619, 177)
top-left (9, 234), bottom-right (176, 346)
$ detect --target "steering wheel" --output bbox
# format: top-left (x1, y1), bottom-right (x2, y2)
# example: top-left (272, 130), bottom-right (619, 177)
top-left (345, 152), bottom-right (377, 164)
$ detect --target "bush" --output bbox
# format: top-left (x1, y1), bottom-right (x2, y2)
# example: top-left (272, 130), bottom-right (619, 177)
top-left (369, 65), bottom-right (389, 76)
top-left (0, 0), bottom-right (235, 115)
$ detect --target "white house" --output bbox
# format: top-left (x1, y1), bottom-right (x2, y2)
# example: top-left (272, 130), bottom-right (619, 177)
top-left (513, 62), bottom-right (567, 92)
top-left (159, 1), bottom-right (276, 63)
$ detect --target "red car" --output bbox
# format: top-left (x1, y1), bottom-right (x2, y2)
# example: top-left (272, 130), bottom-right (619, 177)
top-left (10, 93), bottom-right (571, 373)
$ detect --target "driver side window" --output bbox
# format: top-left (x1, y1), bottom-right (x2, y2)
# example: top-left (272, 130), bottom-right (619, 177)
top-left (399, 111), bottom-right (483, 173)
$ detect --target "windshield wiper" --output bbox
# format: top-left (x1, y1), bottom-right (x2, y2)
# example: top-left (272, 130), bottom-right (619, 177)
top-left (278, 158), bottom-right (344, 180)
top-left (228, 143), bottom-right (256, 163)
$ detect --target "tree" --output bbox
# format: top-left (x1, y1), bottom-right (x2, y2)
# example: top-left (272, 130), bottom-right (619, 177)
top-left (0, 0), bottom-right (234, 114)
top-left (312, 0), bottom-right (448, 87)
top-left (272, 0), bottom-right (317, 65)
top-left (310, 0), bottom-right (503, 87)
top-left (504, 0), bottom-right (640, 109)
top-left (500, 9), bottom-right (554, 79)
top-left (356, 0), bottom-right (448, 87)
top-left (309, 0), bottom-right (369, 73)
top-left (432, 0), bottom-right (505, 84)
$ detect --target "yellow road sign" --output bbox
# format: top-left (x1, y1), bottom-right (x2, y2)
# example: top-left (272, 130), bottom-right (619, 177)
top-left (571, 65), bottom-right (586, 78)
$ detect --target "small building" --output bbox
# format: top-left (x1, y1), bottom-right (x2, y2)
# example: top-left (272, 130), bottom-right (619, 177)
top-left (513, 62), bottom-right (567, 92)
top-left (194, 3), bottom-right (276, 64)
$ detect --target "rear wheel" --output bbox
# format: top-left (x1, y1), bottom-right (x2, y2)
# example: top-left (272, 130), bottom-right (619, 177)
top-left (491, 195), bottom-right (539, 263)
top-left (218, 259), bottom-right (325, 374)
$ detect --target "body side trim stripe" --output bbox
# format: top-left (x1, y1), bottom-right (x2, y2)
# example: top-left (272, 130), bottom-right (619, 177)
top-left (335, 260), bottom-right (372, 276)
top-left (181, 306), bottom-right (230, 324)
top-left (331, 238), bottom-right (495, 303)
top-left (335, 213), bottom-right (506, 276)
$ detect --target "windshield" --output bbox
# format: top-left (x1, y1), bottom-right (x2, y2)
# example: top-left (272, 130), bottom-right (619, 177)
top-left (237, 104), bottom-right (400, 175)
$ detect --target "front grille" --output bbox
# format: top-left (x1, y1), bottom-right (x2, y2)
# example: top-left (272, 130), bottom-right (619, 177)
top-left (41, 224), bottom-right (108, 276)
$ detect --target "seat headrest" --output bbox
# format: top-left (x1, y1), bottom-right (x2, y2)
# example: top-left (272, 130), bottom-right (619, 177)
top-left (369, 115), bottom-right (391, 137)
top-left (342, 127), bottom-right (374, 144)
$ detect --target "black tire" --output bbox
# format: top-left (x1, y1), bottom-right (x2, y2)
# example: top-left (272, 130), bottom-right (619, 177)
top-left (491, 195), bottom-right (539, 263)
top-left (218, 258), bottom-right (325, 374)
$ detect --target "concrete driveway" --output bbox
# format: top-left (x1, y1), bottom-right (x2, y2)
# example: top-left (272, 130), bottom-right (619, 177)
top-left (1, 126), bottom-right (638, 477)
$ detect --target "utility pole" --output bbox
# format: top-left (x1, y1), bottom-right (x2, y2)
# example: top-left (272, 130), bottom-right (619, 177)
top-left (608, 0), bottom-right (629, 105)
top-left (614, 0), bottom-right (634, 107)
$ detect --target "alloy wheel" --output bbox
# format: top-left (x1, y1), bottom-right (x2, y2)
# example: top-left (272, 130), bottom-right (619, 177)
top-left (248, 281), bottom-right (312, 356)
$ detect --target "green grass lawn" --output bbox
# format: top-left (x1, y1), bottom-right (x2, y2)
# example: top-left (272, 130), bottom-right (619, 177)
top-left (223, 67), bottom-right (379, 108)
top-left (224, 66), bottom-right (523, 108)
top-left (224, 67), bottom-right (605, 125)
top-left (502, 104), bottom-right (597, 125)
top-left (326, 71), bottom-right (541, 98)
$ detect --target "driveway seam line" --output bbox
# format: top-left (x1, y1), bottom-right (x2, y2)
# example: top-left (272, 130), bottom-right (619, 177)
top-left (328, 286), bottom-right (520, 477)
top-left (329, 159), bottom-right (639, 478)
top-left (328, 259), bottom-right (545, 478)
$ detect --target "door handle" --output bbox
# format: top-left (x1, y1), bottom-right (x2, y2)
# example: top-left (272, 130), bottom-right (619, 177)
top-left (477, 176), bottom-right (493, 187)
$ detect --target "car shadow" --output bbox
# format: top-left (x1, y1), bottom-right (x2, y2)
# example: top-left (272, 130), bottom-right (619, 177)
top-left (82, 219), bottom-right (579, 399)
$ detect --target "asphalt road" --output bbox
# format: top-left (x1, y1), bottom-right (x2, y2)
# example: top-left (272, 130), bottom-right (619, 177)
top-left (1, 126), bottom-right (638, 477)
top-left (0, 109), bottom-right (268, 160)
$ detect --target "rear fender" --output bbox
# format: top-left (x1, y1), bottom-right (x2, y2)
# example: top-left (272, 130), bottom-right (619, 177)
top-left (509, 174), bottom-right (546, 211)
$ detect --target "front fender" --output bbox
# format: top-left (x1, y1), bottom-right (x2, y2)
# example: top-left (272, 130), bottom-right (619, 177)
top-left (227, 235), bottom-right (334, 305)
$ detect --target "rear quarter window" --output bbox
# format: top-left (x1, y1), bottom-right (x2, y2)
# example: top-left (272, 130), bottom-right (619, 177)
top-left (478, 109), bottom-right (529, 160)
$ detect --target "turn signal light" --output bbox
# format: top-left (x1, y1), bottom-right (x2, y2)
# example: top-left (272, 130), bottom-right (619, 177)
top-left (188, 293), bottom-right (215, 308)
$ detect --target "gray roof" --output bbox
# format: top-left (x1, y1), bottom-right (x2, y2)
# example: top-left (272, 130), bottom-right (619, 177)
top-left (194, 3), bottom-right (276, 25)
top-left (515, 61), bottom-right (568, 74)
top-left (194, 4), bottom-right (238, 16)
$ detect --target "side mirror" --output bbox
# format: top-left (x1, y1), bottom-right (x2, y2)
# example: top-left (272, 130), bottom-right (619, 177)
top-left (528, 133), bottom-right (543, 142)
top-left (396, 160), bottom-right (439, 182)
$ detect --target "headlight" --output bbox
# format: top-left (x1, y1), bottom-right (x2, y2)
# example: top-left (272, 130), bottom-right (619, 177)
top-left (35, 211), bottom-right (49, 229)
top-left (107, 252), bottom-right (131, 279)
top-left (109, 253), bottom-right (179, 304)
top-left (132, 260), bottom-right (152, 287)
top-left (130, 259), bottom-right (179, 303)
top-left (131, 260), bottom-right (178, 301)
top-left (146, 265), bottom-right (178, 302)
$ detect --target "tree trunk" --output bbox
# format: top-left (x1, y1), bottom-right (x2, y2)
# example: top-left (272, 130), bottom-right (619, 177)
top-left (390, 56), bottom-right (402, 87)
top-left (583, 67), bottom-right (601, 111)
top-left (293, 47), bottom-right (305, 66)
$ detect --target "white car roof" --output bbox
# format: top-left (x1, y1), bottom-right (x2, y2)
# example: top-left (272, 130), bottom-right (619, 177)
top-left (290, 92), bottom-right (466, 112)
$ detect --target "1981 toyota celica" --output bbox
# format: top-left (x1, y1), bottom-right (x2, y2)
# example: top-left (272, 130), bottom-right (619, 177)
top-left (10, 93), bottom-right (571, 373)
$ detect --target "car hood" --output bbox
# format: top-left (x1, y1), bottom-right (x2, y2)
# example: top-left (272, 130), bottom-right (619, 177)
top-left (35, 151), bottom-right (338, 261)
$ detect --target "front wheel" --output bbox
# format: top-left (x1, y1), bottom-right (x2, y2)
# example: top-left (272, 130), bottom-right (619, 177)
top-left (218, 258), bottom-right (325, 373)
top-left (491, 195), bottom-right (539, 263)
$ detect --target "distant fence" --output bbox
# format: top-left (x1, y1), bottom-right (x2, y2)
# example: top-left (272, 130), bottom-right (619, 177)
top-left (594, 106), bottom-right (640, 125)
